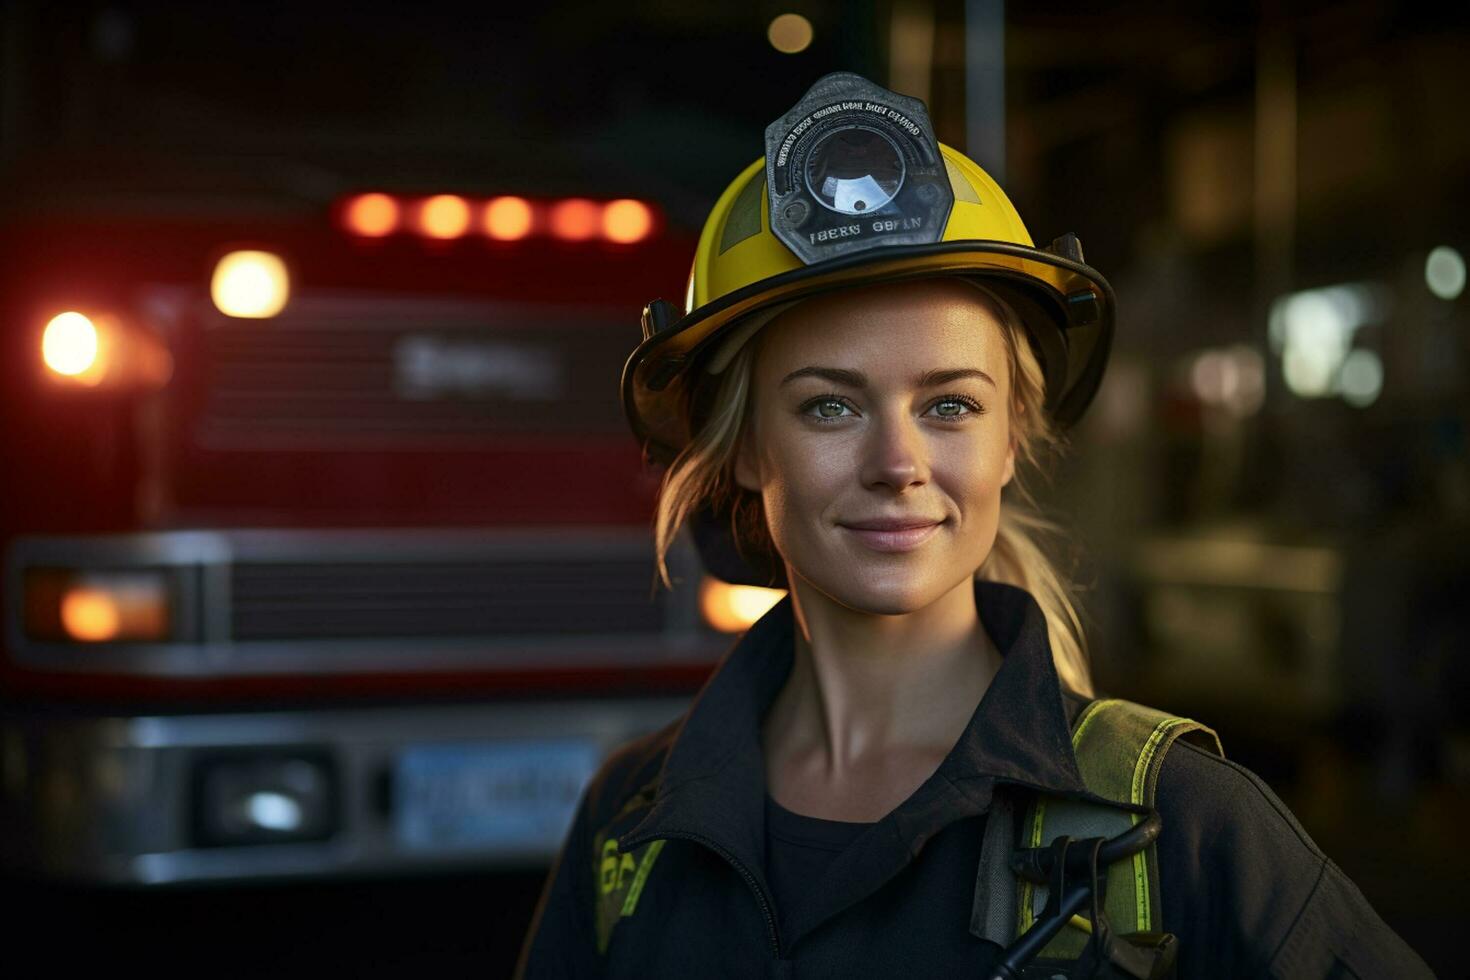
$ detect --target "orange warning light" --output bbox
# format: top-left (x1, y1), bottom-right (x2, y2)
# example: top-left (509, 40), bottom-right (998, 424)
top-left (483, 196), bottom-right (535, 241)
top-left (343, 193), bottom-right (400, 237)
top-left (418, 195), bottom-right (472, 240)
top-left (602, 199), bottom-right (654, 244)
top-left (549, 199), bottom-right (600, 242)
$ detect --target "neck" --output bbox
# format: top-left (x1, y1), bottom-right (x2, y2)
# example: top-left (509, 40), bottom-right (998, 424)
top-left (763, 572), bottom-right (1003, 781)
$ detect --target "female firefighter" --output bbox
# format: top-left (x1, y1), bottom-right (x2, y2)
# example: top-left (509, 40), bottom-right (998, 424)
top-left (516, 72), bottom-right (1429, 979)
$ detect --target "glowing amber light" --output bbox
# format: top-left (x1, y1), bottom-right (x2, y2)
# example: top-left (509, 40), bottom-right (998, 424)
top-left (482, 196), bottom-right (535, 241)
top-left (60, 587), bottom-right (122, 642)
top-left (45, 574), bottom-right (170, 643)
top-left (602, 199), bottom-right (653, 244)
top-left (699, 578), bottom-right (786, 634)
top-left (767, 14), bottom-right (814, 54)
top-left (42, 312), bottom-right (100, 377)
top-left (418, 195), bottom-right (472, 239)
top-left (549, 199), bottom-right (600, 242)
top-left (344, 193), bottom-right (400, 237)
top-left (211, 251), bottom-right (290, 318)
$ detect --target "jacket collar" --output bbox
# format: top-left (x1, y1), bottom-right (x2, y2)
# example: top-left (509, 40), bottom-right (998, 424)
top-left (647, 577), bottom-right (1085, 797)
top-left (620, 578), bottom-right (1088, 948)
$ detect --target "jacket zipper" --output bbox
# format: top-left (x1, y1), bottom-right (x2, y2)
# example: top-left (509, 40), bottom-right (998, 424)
top-left (623, 829), bottom-right (782, 959)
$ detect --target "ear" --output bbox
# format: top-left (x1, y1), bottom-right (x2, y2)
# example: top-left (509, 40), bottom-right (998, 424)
top-left (1001, 397), bottom-right (1021, 488)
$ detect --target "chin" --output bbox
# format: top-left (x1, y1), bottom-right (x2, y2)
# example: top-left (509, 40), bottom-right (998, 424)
top-left (788, 559), bottom-right (959, 617)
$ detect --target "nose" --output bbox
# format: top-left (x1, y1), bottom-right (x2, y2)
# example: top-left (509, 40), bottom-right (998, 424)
top-left (859, 409), bottom-right (930, 492)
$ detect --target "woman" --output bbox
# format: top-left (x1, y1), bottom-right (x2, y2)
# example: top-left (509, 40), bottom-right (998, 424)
top-left (517, 73), bottom-right (1429, 979)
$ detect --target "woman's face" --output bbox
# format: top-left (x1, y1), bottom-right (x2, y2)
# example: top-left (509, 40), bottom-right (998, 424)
top-left (734, 278), bottom-right (1016, 616)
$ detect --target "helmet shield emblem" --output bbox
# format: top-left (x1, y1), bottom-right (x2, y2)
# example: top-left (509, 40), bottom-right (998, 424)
top-left (764, 72), bottom-right (954, 265)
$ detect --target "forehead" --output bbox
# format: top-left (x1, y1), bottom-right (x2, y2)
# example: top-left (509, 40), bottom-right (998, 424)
top-left (753, 278), bottom-right (1009, 379)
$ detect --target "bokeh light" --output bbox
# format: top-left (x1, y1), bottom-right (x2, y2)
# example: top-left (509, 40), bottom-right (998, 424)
top-left (602, 199), bottom-right (653, 244)
top-left (767, 14), bottom-right (814, 54)
top-left (343, 193), bottom-right (400, 237)
top-left (549, 199), bottom-right (600, 241)
top-left (1269, 283), bottom-right (1390, 400)
top-left (1339, 349), bottom-right (1384, 407)
top-left (42, 312), bottom-right (100, 377)
top-left (483, 196), bottom-right (534, 241)
top-left (1425, 246), bottom-right (1465, 301)
top-left (60, 586), bottom-right (122, 642)
top-left (699, 578), bottom-right (786, 633)
top-left (418, 195), bottom-right (472, 239)
top-left (211, 250), bottom-right (290, 318)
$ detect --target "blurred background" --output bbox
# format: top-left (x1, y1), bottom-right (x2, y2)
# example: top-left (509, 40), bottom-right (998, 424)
top-left (0, 1), bottom-right (1465, 975)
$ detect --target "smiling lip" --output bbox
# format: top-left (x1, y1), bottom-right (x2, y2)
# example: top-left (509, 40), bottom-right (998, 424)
top-left (838, 518), bottom-right (944, 552)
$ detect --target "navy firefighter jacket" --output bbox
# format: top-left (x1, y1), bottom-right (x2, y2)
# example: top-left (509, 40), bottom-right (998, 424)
top-left (515, 579), bottom-right (1432, 979)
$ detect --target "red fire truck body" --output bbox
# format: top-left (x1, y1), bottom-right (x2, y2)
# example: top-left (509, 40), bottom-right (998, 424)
top-left (0, 189), bottom-right (728, 883)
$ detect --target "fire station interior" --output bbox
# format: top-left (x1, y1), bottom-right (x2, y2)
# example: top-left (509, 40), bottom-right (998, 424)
top-left (0, 1), bottom-right (1465, 976)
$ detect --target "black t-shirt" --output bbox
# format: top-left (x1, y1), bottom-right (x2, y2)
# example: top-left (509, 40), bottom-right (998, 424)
top-left (764, 794), bottom-right (875, 920)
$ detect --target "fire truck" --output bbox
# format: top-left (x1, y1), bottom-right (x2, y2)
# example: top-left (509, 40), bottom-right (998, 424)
top-left (0, 176), bottom-right (751, 884)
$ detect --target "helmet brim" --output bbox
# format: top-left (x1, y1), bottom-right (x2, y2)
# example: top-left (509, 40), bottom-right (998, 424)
top-left (622, 239), bottom-right (1115, 465)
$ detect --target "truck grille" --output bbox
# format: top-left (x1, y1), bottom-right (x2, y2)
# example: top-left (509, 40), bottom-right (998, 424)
top-left (7, 529), bottom-right (713, 677)
top-left (231, 556), bottom-right (663, 641)
top-left (194, 294), bottom-right (631, 447)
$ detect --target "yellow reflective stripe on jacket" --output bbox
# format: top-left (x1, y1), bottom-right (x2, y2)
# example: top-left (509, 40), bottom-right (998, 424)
top-left (1016, 797), bottom-right (1048, 936)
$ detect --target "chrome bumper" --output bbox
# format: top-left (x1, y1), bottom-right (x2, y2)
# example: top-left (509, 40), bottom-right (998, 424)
top-left (0, 698), bottom-right (688, 885)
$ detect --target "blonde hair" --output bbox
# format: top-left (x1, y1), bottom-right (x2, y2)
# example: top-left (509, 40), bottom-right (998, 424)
top-left (651, 280), bottom-right (1093, 697)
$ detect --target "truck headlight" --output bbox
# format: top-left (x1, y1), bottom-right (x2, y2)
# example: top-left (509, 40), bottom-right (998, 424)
top-left (192, 752), bottom-right (338, 847)
top-left (211, 249), bottom-right (290, 318)
top-left (41, 312), bottom-right (103, 380)
top-left (39, 309), bottom-right (172, 390)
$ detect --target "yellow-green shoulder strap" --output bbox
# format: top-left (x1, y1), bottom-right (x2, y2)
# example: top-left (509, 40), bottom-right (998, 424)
top-left (1016, 698), bottom-right (1222, 960)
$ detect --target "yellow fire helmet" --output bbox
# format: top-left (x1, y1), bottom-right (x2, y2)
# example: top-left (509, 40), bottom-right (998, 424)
top-left (623, 71), bottom-right (1115, 465)
top-left (621, 72), bottom-right (1116, 584)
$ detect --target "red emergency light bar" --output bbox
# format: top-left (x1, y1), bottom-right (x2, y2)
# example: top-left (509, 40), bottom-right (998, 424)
top-left (337, 192), bottom-right (658, 245)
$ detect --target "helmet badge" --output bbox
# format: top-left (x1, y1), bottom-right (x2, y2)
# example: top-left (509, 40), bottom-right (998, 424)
top-left (764, 71), bottom-right (955, 265)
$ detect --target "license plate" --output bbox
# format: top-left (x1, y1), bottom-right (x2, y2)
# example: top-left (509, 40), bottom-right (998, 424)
top-left (394, 738), bottom-right (602, 854)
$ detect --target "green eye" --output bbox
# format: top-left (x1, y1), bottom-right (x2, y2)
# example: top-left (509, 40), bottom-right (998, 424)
top-left (927, 395), bottom-right (985, 420)
top-left (802, 394), bottom-right (856, 422)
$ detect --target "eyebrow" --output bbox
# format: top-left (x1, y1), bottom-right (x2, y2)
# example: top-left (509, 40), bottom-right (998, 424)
top-left (778, 366), bottom-right (997, 390)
